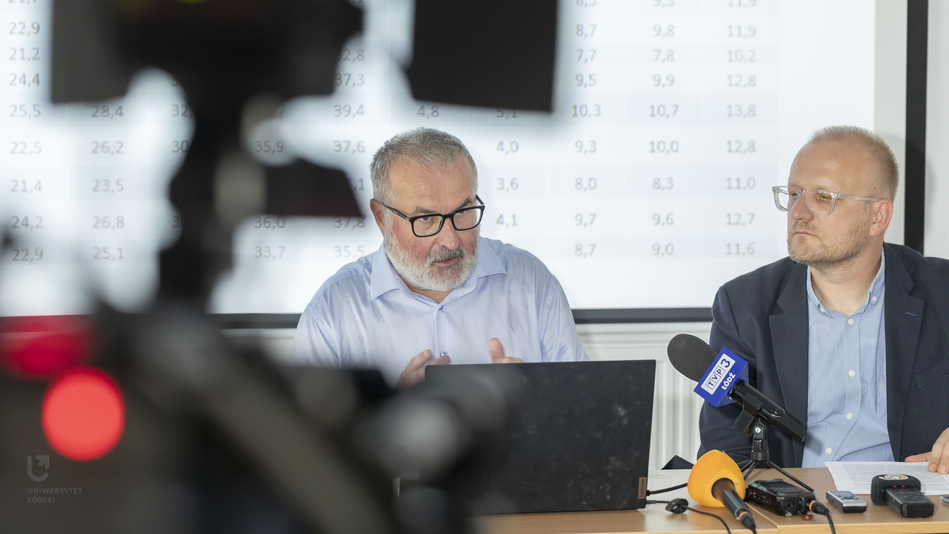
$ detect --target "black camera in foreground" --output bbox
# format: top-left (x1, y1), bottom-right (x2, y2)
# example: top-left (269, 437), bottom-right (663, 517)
top-left (745, 479), bottom-right (817, 516)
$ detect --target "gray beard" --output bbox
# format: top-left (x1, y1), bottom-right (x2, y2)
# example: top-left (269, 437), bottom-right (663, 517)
top-left (383, 221), bottom-right (479, 293)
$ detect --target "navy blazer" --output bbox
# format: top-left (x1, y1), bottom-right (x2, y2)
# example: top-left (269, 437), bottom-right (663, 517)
top-left (698, 243), bottom-right (949, 467)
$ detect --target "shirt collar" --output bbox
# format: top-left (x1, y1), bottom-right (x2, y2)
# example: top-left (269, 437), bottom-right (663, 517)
top-left (806, 248), bottom-right (886, 316)
top-left (368, 237), bottom-right (507, 302)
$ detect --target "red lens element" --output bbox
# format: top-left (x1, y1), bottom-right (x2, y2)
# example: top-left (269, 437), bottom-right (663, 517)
top-left (1, 316), bottom-right (95, 379)
top-left (42, 367), bottom-right (125, 461)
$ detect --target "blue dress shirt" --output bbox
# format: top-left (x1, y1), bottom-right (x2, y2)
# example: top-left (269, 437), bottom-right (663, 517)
top-left (290, 237), bottom-right (590, 385)
top-left (802, 252), bottom-right (893, 466)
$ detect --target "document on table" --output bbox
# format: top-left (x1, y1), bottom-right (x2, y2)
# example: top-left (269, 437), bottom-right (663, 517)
top-left (826, 462), bottom-right (949, 494)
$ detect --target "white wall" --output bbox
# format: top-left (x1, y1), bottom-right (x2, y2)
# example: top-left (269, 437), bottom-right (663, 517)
top-left (925, 1), bottom-right (949, 256)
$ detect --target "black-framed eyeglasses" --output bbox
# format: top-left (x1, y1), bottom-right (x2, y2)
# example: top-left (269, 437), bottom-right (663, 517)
top-left (380, 196), bottom-right (486, 237)
top-left (772, 185), bottom-right (883, 217)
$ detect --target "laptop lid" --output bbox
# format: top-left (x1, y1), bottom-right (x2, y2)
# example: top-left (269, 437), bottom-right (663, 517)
top-left (423, 360), bottom-right (656, 514)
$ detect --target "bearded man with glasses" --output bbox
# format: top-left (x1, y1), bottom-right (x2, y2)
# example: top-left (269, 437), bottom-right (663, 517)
top-left (291, 128), bottom-right (588, 390)
top-left (699, 126), bottom-right (949, 476)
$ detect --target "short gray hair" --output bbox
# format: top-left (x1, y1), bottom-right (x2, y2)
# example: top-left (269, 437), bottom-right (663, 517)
top-left (809, 126), bottom-right (899, 201)
top-left (370, 128), bottom-right (478, 205)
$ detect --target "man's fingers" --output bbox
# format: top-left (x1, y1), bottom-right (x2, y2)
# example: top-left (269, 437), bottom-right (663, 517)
top-left (430, 354), bottom-right (451, 366)
top-left (406, 349), bottom-right (433, 371)
top-left (493, 356), bottom-right (524, 364)
top-left (905, 453), bottom-right (931, 463)
top-left (396, 350), bottom-right (433, 390)
top-left (488, 337), bottom-right (505, 362)
top-left (928, 428), bottom-right (949, 474)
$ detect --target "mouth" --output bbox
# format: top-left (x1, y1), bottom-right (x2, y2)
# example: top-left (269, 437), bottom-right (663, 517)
top-left (434, 257), bottom-right (459, 267)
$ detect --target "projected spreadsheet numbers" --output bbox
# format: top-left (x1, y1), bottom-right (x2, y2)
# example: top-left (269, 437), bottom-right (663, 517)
top-left (9, 103), bottom-right (41, 118)
top-left (91, 105), bottom-right (123, 119)
top-left (9, 46), bottom-right (40, 61)
top-left (332, 216), bottom-right (365, 230)
top-left (496, 141), bottom-right (519, 155)
top-left (653, 177), bottom-right (674, 192)
top-left (725, 177), bottom-right (755, 191)
top-left (171, 104), bottom-right (192, 118)
top-left (727, 49), bottom-right (756, 63)
top-left (727, 74), bottom-right (755, 88)
top-left (333, 104), bottom-right (363, 119)
top-left (654, 25), bottom-right (675, 38)
top-left (334, 72), bottom-right (364, 88)
top-left (417, 105), bottom-right (439, 119)
top-left (11, 247), bottom-right (43, 262)
top-left (725, 213), bottom-right (755, 227)
top-left (10, 179), bottom-right (41, 194)
top-left (496, 214), bottom-right (518, 228)
top-left (496, 178), bottom-right (519, 193)
top-left (726, 104), bottom-right (755, 118)
top-left (253, 217), bottom-right (286, 230)
top-left (171, 140), bottom-right (189, 153)
top-left (92, 247), bottom-right (124, 261)
top-left (252, 140), bottom-right (283, 154)
top-left (653, 74), bottom-right (674, 88)
top-left (725, 242), bottom-right (755, 256)
top-left (575, 243), bottom-right (596, 258)
top-left (575, 177), bottom-right (597, 192)
top-left (725, 140), bottom-right (755, 154)
top-left (575, 73), bottom-right (596, 88)
top-left (652, 213), bottom-right (674, 227)
top-left (10, 141), bottom-right (41, 155)
top-left (571, 104), bottom-right (601, 118)
top-left (8, 21), bottom-right (40, 36)
top-left (91, 141), bottom-right (124, 156)
top-left (650, 104), bottom-right (678, 119)
top-left (650, 140), bottom-right (679, 155)
top-left (255, 246), bottom-right (285, 260)
top-left (333, 245), bottom-right (364, 259)
top-left (575, 213), bottom-right (596, 227)
top-left (576, 48), bottom-right (596, 64)
top-left (653, 243), bottom-right (674, 257)
top-left (333, 140), bottom-right (364, 154)
top-left (92, 179), bottom-right (124, 194)
top-left (91, 216), bottom-right (124, 230)
top-left (338, 48), bottom-right (364, 63)
top-left (10, 215), bottom-right (42, 230)
top-left (575, 140), bottom-right (596, 154)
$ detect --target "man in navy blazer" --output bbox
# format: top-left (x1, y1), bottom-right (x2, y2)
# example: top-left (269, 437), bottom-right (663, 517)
top-left (699, 127), bottom-right (949, 474)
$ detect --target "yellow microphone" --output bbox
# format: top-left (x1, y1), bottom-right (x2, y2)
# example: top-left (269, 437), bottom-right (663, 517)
top-left (688, 450), bottom-right (756, 532)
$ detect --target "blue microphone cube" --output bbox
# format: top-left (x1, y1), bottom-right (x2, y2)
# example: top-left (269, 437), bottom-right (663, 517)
top-left (694, 347), bottom-right (748, 407)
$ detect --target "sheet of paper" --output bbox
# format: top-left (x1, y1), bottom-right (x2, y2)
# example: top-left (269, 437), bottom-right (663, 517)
top-left (825, 462), bottom-right (949, 494)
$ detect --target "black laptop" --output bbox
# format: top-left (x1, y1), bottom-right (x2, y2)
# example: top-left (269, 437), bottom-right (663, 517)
top-left (424, 360), bottom-right (656, 515)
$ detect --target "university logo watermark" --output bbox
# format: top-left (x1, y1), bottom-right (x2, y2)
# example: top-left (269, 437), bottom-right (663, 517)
top-left (27, 455), bottom-right (49, 482)
top-left (26, 455), bottom-right (83, 504)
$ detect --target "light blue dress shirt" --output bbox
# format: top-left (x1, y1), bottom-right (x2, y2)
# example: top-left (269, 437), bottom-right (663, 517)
top-left (290, 237), bottom-right (590, 385)
top-left (802, 252), bottom-right (893, 467)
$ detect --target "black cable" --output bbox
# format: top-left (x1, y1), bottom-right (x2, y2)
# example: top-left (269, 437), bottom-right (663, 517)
top-left (646, 500), bottom-right (733, 534)
top-left (646, 482), bottom-right (688, 495)
top-left (806, 499), bottom-right (836, 534)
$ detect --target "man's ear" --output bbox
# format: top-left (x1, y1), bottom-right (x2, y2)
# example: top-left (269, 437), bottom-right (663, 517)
top-left (870, 199), bottom-right (893, 237)
top-left (369, 199), bottom-right (386, 233)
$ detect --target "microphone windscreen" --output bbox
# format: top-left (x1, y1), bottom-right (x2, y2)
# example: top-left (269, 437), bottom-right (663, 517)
top-left (687, 450), bottom-right (746, 507)
top-left (667, 334), bottom-right (718, 382)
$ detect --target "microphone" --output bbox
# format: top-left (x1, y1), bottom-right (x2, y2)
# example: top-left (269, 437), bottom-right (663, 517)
top-left (667, 334), bottom-right (805, 442)
top-left (689, 450), bottom-right (757, 532)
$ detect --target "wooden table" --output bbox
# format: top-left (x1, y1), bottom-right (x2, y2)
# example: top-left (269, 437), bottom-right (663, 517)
top-left (476, 468), bottom-right (949, 534)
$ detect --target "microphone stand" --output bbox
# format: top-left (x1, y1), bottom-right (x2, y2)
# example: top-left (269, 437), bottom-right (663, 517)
top-left (738, 416), bottom-right (813, 492)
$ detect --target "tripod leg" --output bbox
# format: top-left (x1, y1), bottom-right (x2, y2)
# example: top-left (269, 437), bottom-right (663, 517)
top-left (766, 461), bottom-right (814, 492)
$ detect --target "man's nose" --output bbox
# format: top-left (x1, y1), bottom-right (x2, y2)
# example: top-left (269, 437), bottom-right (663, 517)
top-left (435, 218), bottom-right (461, 249)
top-left (789, 193), bottom-right (814, 221)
